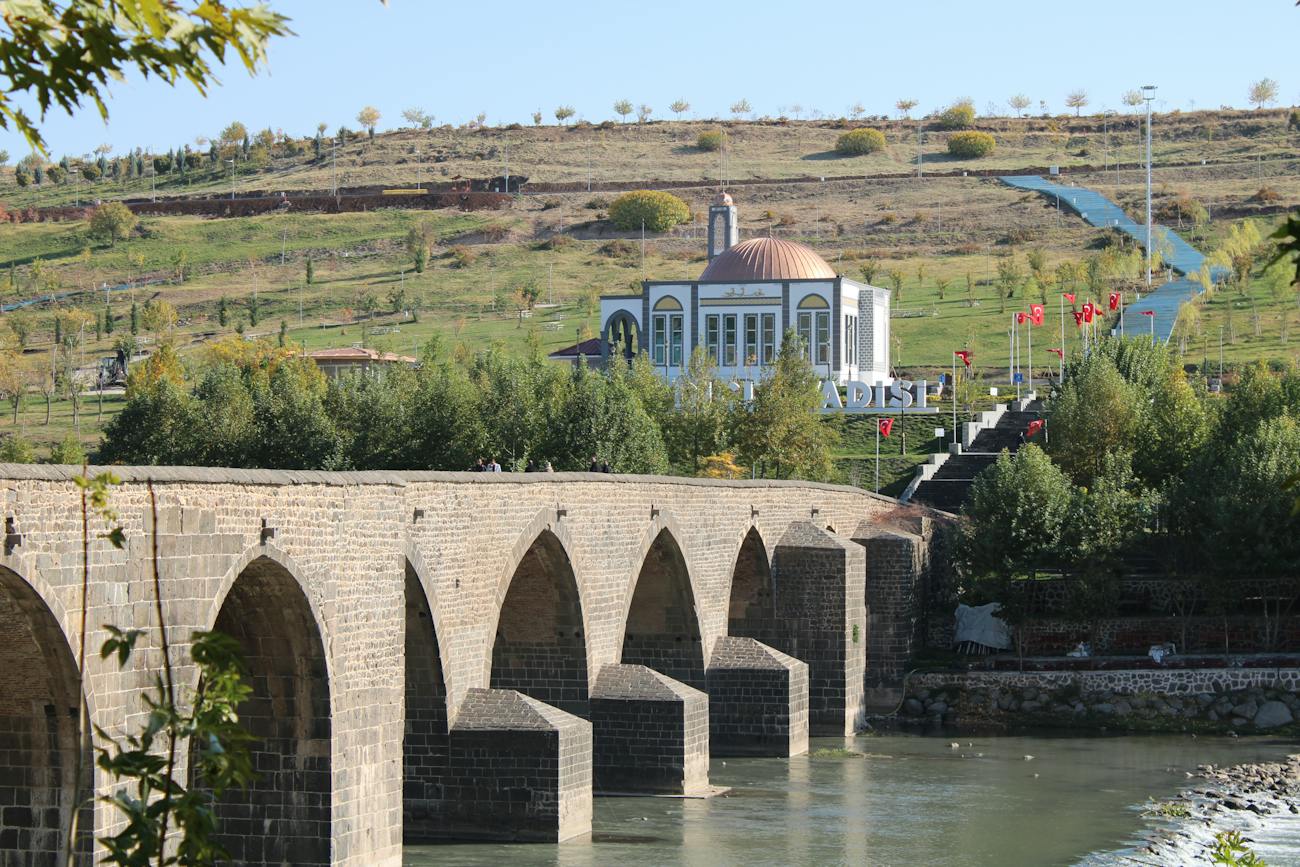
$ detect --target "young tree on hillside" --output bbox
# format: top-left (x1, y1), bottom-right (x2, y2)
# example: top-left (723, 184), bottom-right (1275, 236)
top-left (357, 106), bottom-right (381, 139)
top-left (1248, 78), bottom-right (1279, 110)
top-left (1008, 94), bottom-right (1031, 117)
top-left (732, 332), bottom-right (833, 480)
top-left (670, 99), bottom-right (690, 119)
top-left (88, 201), bottom-right (138, 247)
top-left (662, 347), bottom-right (730, 473)
top-left (401, 107), bottom-right (433, 129)
top-left (895, 98), bottom-right (917, 118)
top-left (554, 105), bottom-right (575, 126)
top-left (637, 104), bottom-right (653, 124)
top-left (1122, 89), bottom-right (1144, 112)
top-left (532, 111), bottom-right (542, 126)
top-left (1065, 89), bottom-right (1089, 116)
top-left (849, 102), bottom-right (866, 120)
top-left (730, 98), bottom-right (752, 119)
top-left (613, 99), bottom-right (633, 122)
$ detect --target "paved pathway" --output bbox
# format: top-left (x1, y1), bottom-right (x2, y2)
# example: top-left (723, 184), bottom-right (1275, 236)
top-left (999, 175), bottom-right (1226, 343)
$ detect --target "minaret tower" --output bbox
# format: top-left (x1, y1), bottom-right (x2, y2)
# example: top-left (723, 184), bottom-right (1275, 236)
top-left (707, 191), bottom-right (738, 261)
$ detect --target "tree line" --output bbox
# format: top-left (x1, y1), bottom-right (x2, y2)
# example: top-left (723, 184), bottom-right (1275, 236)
top-left (89, 332), bottom-right (835, 479)
top-left (959, 337), bottom-right (1300, 652)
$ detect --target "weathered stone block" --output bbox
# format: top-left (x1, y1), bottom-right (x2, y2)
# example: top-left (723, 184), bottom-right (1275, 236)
top-left (443, 689), bottom-right (592, 843)
top-left (590, 664), bottom-right (709, 795)
top-left (706, 637), bottom-right (809, 757)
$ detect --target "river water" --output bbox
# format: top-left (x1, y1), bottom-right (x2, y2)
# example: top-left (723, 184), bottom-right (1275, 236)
top-left (404, 732), bottom-right (1300, 866)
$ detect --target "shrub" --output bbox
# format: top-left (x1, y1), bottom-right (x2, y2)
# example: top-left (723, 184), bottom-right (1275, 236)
top-left (608, 190), bottom-right (690, 232)
top-left (448, 245), bottom-right (477, 268)
top-left (696, 129), bottom-right (726, 152)
top-left (585, 196), bottom-right (610, 210)
top-left (834, 127), bottom-right (886, 156)
top-left (1252, 186), bottom-right (1282, 204)
top-left (535, 234), bottom-right (573, 251)
top-left (599, 239), bottom-right (637, 258)
top-left (934, 100), bottom-right (976, 130)
top-left (947, 131), bottom-right (996, 158)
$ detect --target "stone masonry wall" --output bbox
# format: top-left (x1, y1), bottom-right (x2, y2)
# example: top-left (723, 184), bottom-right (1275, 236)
top-left (0, 466), bottom-right (938, 863)
top-left (902, 669), bottom-right (1300, 733)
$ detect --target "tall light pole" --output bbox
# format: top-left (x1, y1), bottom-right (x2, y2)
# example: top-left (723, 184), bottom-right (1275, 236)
top-left (1142, 85), bottom-right (1157, 289)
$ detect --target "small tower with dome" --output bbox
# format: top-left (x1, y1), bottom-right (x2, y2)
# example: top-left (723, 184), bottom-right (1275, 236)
top-left (707, 190), bottom-right (738, 261)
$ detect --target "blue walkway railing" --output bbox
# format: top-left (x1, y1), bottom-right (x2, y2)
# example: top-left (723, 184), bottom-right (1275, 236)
top-left (999, 175), bottom-right (1227, 343)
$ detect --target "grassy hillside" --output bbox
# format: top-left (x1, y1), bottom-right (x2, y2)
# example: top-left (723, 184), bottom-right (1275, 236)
top-left (0, 110), bottom-right (1296, 467)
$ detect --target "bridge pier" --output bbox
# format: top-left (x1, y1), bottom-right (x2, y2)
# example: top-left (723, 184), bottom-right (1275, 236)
top-left (853, 524), bottom-right (927, 712)
top-left (590, 664), bottom-right (710, 795)
top-left (441, 689), bottom-right (592, 843)
top-left (706, 637), bottom-right (809, 756)
top-left (771, 524), bottom-right (867, 735)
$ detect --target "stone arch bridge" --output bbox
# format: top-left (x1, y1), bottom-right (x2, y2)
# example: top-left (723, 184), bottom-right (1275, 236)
top-left (0, 466), bottom-right (944, 866)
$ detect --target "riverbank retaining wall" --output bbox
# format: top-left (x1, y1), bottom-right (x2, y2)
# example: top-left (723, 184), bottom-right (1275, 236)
top-left (900, 668), bottom-right (1300, 733)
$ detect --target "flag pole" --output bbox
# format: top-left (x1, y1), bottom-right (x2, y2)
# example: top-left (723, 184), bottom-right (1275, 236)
top-left (1058, 294), bottom-right (1065, 380)
top-left (951, 354), bottom-right (957, 446)
top-left (1015, 315), bottom-right (1021, 400)
top-left (1027, 315), bottom-right (1033, 396)
top-left (1008, 314), bottom-right (1014, 396)
top-left (1120, 291), bottom-right (1125, 339)
top-left (874, 423), bottom-right (880, 493)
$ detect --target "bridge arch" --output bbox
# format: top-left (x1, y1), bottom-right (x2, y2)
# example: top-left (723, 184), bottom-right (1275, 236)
top-left (726, 523), bottom-right (778, 644)
top-left (618, 514), bottom-right (707, 689)
top-left (486, 510), bottom-right (592, 717)
top-left (197, 548), bottom-right (332, 866)
top-left (402, 546), bottom-right (452, 838)
top-left (0, 564), bottom-right (93, 866)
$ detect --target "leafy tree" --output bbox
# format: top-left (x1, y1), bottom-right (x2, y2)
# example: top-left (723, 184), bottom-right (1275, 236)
top-left (545, 360), bottom-right (668, 473)
top-left (219, 121), bottom-right (248, 148)
top-left (218, 295), bottom-right (229, 327)
top-left (0, 433), bottom-right (36, 462)
top-left (608, 189), bottom-right (690, 231)
top-left (835, 127), bottom-right (886, 156)
top-left (1008, 94), bottom-right (1031, 117)
top-left (0, 349), bottom-right (28, 424)
top-left (278, 319), bottom-right (287, 347)
top-left (49, 433), bottom-right (85, 464)
top-left (305, 254), bottom-right (314, 285)
top-left (554, 105), bottom-right (575, 125)
top-left (357, 105), bottom-right (381, 138)
top-left (663, 347), bottom-right (730, 473)
top-left (729, 98), bottom-right (752, 118)
top-left (934, 99), bottom-right (975, 130)
top-left (0, 3), bottom-right (287, 152)
top-left (1248, 78), bottom-right (1279, 110)
top-left (532, 110), bottom-right (542, 126)
top-left (401, 107), bottom-right (433, 129)
top-left (613, 99), bottom-right (633, 122)
top-left (732, 332), bottom-right (833, 479)
top-left (88, 201), bottom-right (138, 246)
top-left (669, 99), bottom-right (690, 119)
top-left (947, 130), bottom-right (995, 158)
top-left (895, 98), bottom-right (917, 118)
top-left (405, 223), bottom-right (433, 272)
top-left (1064, 89), bottom-right (1089, 116)
top-left (141, 298), bottom-right (178, 340)
top-left (696, 129), bottom-right (725, 152)
top-left (637, 104), bottom-right (653, 124)
top-left (247, 294), bottom-right (260, 327)
top-left (129, 301), bottom-right (139, 335)
top-left (1047, 354), bottom-right (1143, 486)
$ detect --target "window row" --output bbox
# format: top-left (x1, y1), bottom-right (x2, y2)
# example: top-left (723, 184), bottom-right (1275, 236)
top-left (652, 309), bottom-right (851, 369)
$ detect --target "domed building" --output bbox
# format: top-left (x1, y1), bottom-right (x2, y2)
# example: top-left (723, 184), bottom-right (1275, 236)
top-left (599, 193), bottom-right (890, 386)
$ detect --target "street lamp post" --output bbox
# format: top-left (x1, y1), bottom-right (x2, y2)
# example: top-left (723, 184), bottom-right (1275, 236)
top-left (1142, 85), bottom-right (1157, 289)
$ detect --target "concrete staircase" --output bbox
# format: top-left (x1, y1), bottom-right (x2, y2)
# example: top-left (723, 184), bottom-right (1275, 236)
top-left (902, 396), bottom-right (1043, 514)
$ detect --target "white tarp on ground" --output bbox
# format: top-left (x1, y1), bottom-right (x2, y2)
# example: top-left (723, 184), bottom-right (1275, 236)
top-left (954, 602), bottom-right (1012, 650)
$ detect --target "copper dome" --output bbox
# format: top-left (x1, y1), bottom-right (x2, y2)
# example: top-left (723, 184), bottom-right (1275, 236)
top-left (699, 237), bottom-right (837, 282)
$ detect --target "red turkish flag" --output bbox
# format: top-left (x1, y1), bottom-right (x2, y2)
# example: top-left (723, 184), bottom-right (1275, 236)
top-left (1141, 310), bottom-right (1156, 317)
top-left (1016, 312), bottom-right (1028, 324)
top-left (1108, 291), bottom-right (1121, 311)
top-left (1082, 302), bottom-right (1094, 323)
top-left (954, 350), bottom-right (972, 368)
top-left (878, 418), bottom-right (895, 437)
top-left (1026, 419), bottom-right (1044, 437)
top-left (1030, 303), bottom-right (1045, 326)
top-left (1046, 348), bottom-right (1064, 358)
top-left (1072, 311), bottom-right (1084, 327)
top-left (1063, 293), bottom-right (1076, 304)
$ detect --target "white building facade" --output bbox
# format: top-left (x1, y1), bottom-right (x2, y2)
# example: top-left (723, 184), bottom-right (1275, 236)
top-left (600, 193), bottom-right (890, 386)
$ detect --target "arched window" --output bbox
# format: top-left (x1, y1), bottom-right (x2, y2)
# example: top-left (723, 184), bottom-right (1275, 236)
top-left (796, 295), bottom-right (831, 368)
top-left (651, 296), bottom-right (685, 368)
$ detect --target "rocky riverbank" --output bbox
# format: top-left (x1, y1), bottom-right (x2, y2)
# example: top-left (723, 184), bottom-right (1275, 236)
top-left (1127, 754), bottom-right (1300, 864)
top-left (900, 670), bottom-right (1300, 734)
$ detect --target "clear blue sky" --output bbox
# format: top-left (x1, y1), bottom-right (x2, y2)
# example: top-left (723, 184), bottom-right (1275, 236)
top-left (3, 0), bottom-right (1297, 158)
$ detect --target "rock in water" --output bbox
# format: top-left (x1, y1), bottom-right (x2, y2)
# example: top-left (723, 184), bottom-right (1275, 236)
top-left (1254, 700), bottom-right (1294, 730)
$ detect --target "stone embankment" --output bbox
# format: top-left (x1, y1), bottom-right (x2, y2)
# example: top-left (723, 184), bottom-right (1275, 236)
top-left (899, 669), bottom-right (1300, 733)
top-left (1136, 754), bottom-right (1300, 863)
